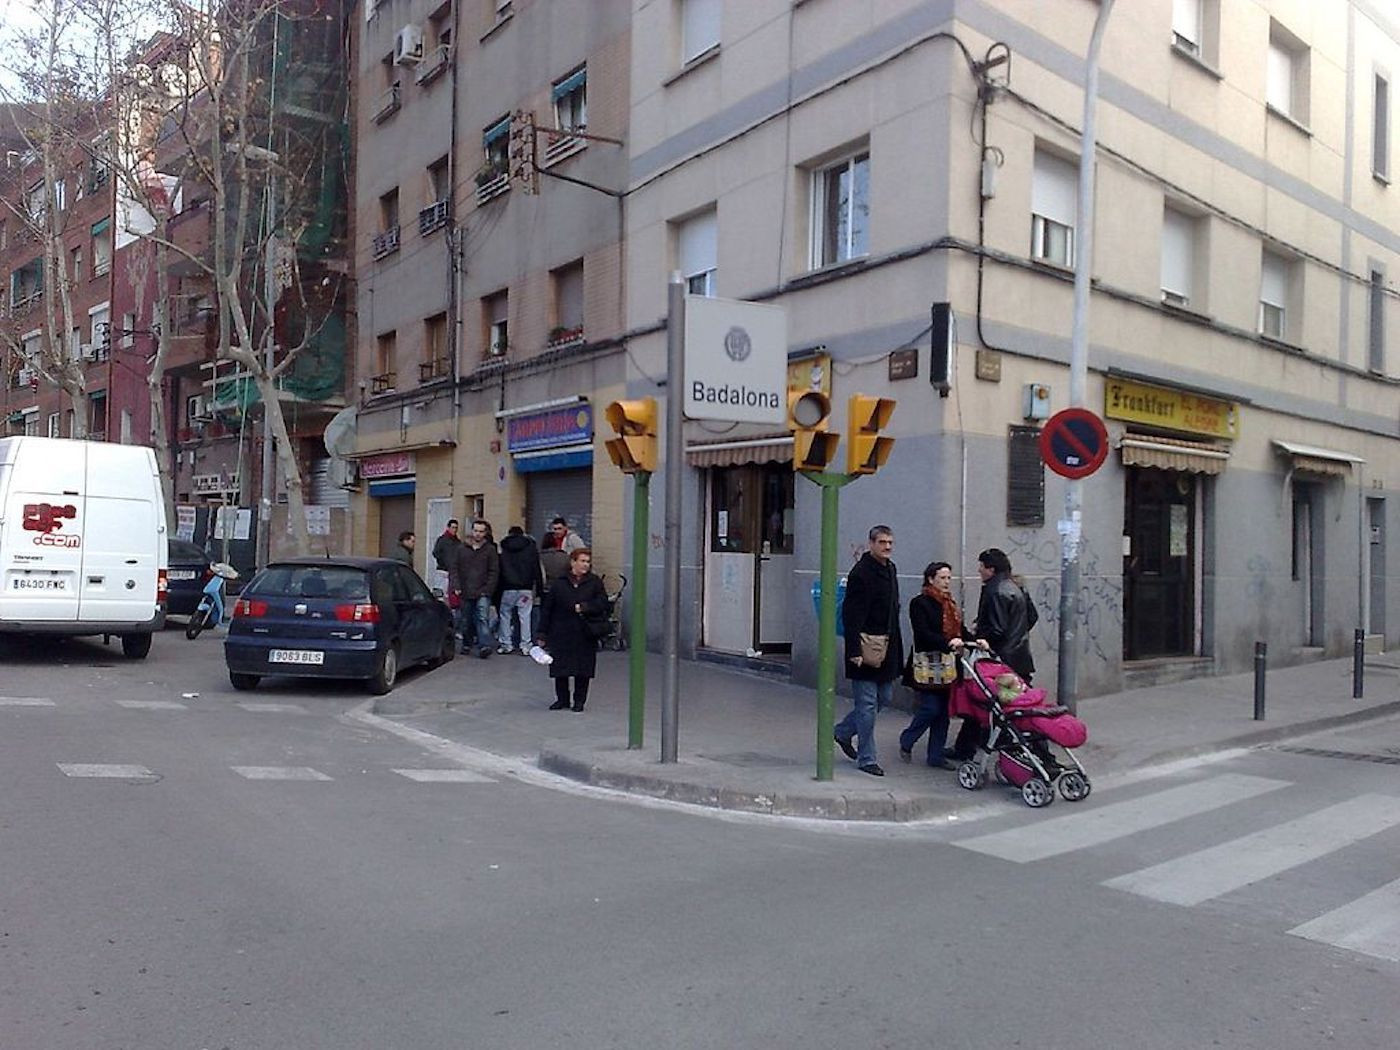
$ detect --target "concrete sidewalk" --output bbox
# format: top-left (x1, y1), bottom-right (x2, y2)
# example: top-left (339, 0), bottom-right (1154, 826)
top-left (374, 647), bottom-right (1400, 822)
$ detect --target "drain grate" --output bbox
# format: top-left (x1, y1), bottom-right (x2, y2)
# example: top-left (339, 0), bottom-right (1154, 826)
top-left (1273, 745), bottom-right (1400, 766)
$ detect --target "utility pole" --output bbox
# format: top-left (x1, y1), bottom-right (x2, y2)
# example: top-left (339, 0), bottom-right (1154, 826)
top-left (660, 274), bottom-right (684, 763)
top-left (1056, 0), bottom-right (1114, 713)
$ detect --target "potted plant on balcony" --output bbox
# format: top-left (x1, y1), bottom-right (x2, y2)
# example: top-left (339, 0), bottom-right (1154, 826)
top-left (547, 324), bottom-right (584, 348)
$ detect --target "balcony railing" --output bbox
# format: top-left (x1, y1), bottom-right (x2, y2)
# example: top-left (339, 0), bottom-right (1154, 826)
top-left (373, 83), bottom-right (402, 124)
top-left (418, 356), bottom-right (450, 383)
top-left (415, 44), bottom-right (451, 85)
top-left (370, 371), bottom-right (396, 395)
top-left (371, 225), bottom-right (400, 260)
top-left (546, 324), bottom-right (584, 349)
top-left (475, 170), bottom-right (509, 205)
top-left (418, 199), bottom-right (449, 236)
top-left (542, 133), bottom-right (586, 167)
top-left (10, 289), bottom-right (43, 312)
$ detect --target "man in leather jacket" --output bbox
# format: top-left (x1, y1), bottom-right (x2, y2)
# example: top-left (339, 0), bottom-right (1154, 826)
top-left (973, 547), bottom-right (1038, 682)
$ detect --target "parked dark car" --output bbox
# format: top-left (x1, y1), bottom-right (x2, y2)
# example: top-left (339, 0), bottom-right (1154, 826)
top-left (223, 557), bottom-right (455, 694)
top-left (166, 538), bottom-right (212, 617)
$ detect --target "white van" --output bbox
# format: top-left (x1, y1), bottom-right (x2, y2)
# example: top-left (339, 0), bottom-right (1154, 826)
top-left (0, 437), bottom-right (168, 658)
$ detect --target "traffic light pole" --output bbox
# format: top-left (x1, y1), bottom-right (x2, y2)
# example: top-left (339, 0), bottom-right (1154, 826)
top-left (802, 471), bottom-right (855, 781)
top-left (627, 471), bottom-right (650, 749)
top-left (661, 273), bottom-right (684, 764)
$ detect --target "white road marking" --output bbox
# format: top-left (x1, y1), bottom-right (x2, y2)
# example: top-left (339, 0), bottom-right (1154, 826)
top-left (393, 768), bottom-right (496, 783)
top-left (237, 702), bottom-right (309, 714)
top-left (231, 766), bottom-right (332, 781)
top-left (1103, 794), bottom-right (1400, 906)
top-left (0, 697), bottom-right (55, 706)
top-left (116, 700), bottom-right (188, 711)
top-left (953, 774), bottom-right (1289, 862)
top-left (1289, 877), bottom-right (1400, 963)
top-left (57, 763), bottom-right (155, 778)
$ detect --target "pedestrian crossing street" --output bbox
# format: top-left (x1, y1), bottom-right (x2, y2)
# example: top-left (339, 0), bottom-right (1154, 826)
top-left (952, 771), bottom-right (1400, 966)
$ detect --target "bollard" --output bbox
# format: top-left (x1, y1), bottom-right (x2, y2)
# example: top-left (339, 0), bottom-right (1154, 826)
top-left (1253, 641), bottom-right (1267, 721)
top-left (1353, 628), bottom-right (1365, 699)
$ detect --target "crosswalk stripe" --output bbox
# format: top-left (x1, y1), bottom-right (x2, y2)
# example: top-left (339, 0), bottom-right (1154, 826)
top-left (58, 763), bottom-right (155, 778)
top-left (237, 702), bottom-right (309, 714)
top-left (1103, 794), bottom-right (1400, 906)
top-left (116, 700), bottom-right (188, 710)
top-left (953, 773), bottom-right (1290, 862)
top-left (393, 768), bottom-right (495, 783)
top-left (0, 697), bottom-right (55, 706)
top-left (1288, 877), bottom-right (1400, 963)
top-left (231, 766), bottom-right (332, 781)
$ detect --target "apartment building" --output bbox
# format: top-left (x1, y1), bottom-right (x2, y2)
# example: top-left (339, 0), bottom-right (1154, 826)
top-left (351, 0), bottom-right (632, 581)
top-left (618, 0), bottom-right (1399, 694)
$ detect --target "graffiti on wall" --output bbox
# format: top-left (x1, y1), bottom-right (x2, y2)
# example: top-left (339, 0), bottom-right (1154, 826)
top-left (1005, 529), bottom-right (1123, 666)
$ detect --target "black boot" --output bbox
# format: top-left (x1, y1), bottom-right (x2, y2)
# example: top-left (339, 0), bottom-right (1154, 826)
top-left (548, 698), bottom-right (570, 711)
top-left (571, 700), bottom-right (586, 712)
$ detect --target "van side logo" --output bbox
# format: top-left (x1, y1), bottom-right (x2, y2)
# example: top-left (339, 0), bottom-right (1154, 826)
top-left (23, 503), bottom-right (81, 548)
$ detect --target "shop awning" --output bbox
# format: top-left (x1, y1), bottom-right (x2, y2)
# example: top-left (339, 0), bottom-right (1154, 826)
top-left (1119, 435), bottom-right (1231, 474)
top-left (512, 443), bottom-right (592, 474)
top-left (685, 435), bottom-right (793, 468)
top-left (1272, 439), bottom-right (1364, 477)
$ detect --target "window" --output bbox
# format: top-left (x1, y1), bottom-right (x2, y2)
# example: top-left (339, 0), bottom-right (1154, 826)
top-left (811, 151), bottom-right (869, 269)
top-left (484, 290), bottom-right (508, 356)
top-left (1375, 74), bottom-right (1391, 181)
top-left (1031, 148), bottom-right (1077, 268)
top-left (47, 413), bottom-right (60, 439)
top-left (422, 313), bottom-right (449, 381)
top-left (1267, 21), bottom-right (1309, 124)
top-left (420, 157), bottom-right (450, 234)
top-left (1172, 0), bottom-right (1202, 56)
top-left (53, 179), bottom-right (66, 213)
top-left (89, 303), bottom-right (110, 349)
top-left (379, 189), bottom-right (399, 232)
top-left (1160, 206), bottom-right (1197, 307)
top-left (69, 327), bottom-right (81, 361)
top-left (680, 0), bottom-right (720, 64)
top-left (552, 68), bottom-right (587, 134)
top-left (551, 261), bottom-right (584, 341)
top-left (483, 117), bottom-right (510, 179)
top-left (121, 311), bottom-right (135, 349)
top-left (427, 156), bottom-right (449, 205)
top-left (1369, 269), bottom-right (1386, 373)
top-left (677, 208), bottom-right (717, 296)
top-left (70, 244), bottom-right (82, 283)
top-left (91, 218), bottom-right (112, 277)
top-left (1260, 249), bottom-right (1290, 340)
top-left (24, 412), bottom-right (39, 437)
top-left (26, 182), bottom-right (46, 224)
top-left (373, 331), bottom-right (397, 392)
top-left (10, 258), bottom-right (43, 308)
top-left (186, 393), bottom-right (206, 424)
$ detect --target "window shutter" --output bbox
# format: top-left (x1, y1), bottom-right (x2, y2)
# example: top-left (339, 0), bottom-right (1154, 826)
top-left (1007, 426), bottom-right (1045, 528)
top-left (1031, 150), bottom-right (1077, 227)
top-left (1267, 42), bottom-right (1293, 113)
top-left (1161, 209), bottom-right (1194, 299)
top-left (1172, 0), bottom-right (1201, 48)
top-left (679, 210), bottom-right (717, 280)
top-left (681, 0), bottom-right (721, 62)
top-left (1260, 251), bottom-right (1288, 306)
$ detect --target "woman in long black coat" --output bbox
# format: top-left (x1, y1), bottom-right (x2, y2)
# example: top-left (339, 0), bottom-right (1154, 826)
top-left (536, 547), bottom-right (608, 711)
top-left (899, 561), bottom-right (973, 768)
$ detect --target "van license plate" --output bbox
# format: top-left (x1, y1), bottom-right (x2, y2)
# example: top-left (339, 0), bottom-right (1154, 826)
top-left (168, 570), bottom-right (197, 581)
top-left (12, 577), bottom-right (66, 591)
top-left (269, 649), bottom-right (324, 665)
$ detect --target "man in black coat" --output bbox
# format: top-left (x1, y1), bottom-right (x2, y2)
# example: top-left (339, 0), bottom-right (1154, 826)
top-left (973, 546), bottom-right (1037, 682)
top-left (495, 525), bottom-right (544, 654)
top-left (833, 525), bottom-right (904, 777)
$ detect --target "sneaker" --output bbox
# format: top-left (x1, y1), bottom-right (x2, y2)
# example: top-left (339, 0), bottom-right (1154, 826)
top-left (496, 645), bottom-right (512, 655)
top-left (478, 648), bottom-right (490, 659)
top-left (858, 763), bottom-right (886, 777)
top-left (898, 749), bottom-right (912, 763)
top-left (834, 733), bottom-right (858, 761)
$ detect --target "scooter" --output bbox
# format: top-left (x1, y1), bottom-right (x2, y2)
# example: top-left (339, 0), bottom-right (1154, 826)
top-left (185, 563), bottom-right (239, 640)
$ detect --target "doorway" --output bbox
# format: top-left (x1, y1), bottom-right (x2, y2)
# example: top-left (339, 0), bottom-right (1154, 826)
top-left (377, 495), bottom-right (415, 560)
top-left (1369, 498), bottom-right (1386, 638)
top-left (702, 464), bottom-right (795, 655)
top-left (1292, 482), bottom-right (1322, 646)
top-left (1124, 467), bottom-right (1196, 659)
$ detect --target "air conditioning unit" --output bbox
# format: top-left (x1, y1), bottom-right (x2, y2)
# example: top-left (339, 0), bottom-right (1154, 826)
top-left (394, 24), bottom-right (424, 65)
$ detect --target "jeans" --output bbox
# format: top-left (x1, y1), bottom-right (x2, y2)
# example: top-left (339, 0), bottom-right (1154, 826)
top-left (899, 688), bottom-right (950, 764)
top-left (497, 589), bottom-right (534, 650)
top-left (835, 678), bottom-right (892, 767)
top-left (462, 595), bottom-right (493, 652)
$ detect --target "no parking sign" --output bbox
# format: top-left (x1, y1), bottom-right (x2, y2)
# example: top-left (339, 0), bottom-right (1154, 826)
top-left (1039, 408), bottom-right (1109, 480)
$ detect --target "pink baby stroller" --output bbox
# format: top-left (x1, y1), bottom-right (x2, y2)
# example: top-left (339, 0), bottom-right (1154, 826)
top-left (949, 649), bottom-right (1091, 808)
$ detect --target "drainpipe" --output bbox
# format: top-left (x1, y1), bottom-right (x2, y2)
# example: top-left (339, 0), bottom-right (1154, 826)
top-left (446, 0), bottom-right (463, 494)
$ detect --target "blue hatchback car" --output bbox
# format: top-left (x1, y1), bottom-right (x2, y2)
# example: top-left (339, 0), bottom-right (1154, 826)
top-left (224, 557), bottom-right (455, 694)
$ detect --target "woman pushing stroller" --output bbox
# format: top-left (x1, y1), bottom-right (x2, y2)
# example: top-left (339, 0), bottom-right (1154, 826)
top-left (898, 561), bottom-right (984, 769)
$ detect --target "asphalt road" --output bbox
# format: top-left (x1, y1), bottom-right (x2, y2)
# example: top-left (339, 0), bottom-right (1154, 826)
top-left (1, 631), bottom-right (1397, 1049)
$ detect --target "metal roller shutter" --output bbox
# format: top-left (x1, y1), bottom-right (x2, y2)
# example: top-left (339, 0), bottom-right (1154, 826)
top-left (526, 469), bottom-right (593, 546)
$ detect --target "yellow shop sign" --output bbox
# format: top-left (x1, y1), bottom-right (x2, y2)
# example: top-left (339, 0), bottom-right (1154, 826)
top-left (1104, 379), bottom-right (1239, 439)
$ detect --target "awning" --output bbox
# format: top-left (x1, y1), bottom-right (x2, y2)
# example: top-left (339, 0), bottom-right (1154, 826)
top-left (512, 442), bottom-right (592, 474)
top-left (483, 117), bottom-right (510, 145)
top-left (344, 439), bottom-right (453, 459)
top-left (685, 435), bottom-right (793, 468)
top-left (551, 68), bottom-right (586, 101)
top-left (1272, 439), bottom-right (1364, 477)
top-left (1119, 434), bottom-right (1231, 474)
top-left (368, 479), bottom-right (415, 497)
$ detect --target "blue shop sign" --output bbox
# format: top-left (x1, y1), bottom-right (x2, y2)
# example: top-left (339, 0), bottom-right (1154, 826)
top-left (507, 404), bottom-right (593, 452)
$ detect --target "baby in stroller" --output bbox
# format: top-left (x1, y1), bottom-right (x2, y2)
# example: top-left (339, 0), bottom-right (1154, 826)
top-left (950, 651), bottom-right (1092, 808)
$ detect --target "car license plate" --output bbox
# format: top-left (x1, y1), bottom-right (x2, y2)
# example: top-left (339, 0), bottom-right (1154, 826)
top-left (169, 570), bottom-right (197, 581)
top-left (269, 649), bottom-right (324, 665)
top-left (11, 576), bottom-right (66, 591)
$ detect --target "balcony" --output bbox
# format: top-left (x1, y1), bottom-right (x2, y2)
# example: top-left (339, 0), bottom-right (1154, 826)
top-left (418, 199), bottom-right (449, 236)
top-left (9, 288), bottom-right (44, 313)
top-left (418, 356), bottom-right (450, 383)
top-left (370, 371), bottom-right (396, 395)
top-left (546, 324), bottom-right (584, 350)
top-left (373, 83), bottom-right (402, 124)
top-left (415, 44), bottom-right (451, 85)
top-left (475, 169), bottom-right (509, 205)
top-left (371, 225), bottom-right (400, 260)
top-left (542, 132), bottom-right (586, 168)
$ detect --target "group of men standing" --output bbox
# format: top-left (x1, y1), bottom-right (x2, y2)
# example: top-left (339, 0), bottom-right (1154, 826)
top-left (421, 515), bottom-right (586, 658)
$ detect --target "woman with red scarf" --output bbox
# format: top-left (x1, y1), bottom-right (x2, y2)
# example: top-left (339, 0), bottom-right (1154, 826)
top-left (899, 561), bottom-right (974, 768)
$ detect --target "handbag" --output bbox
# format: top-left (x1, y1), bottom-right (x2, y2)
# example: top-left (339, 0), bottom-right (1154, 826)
top-left (910, 650), bottom-right (957, 688)
top-left (583, 613), bottom-right (612, 640)
top-left (858, 632), bottom-right (889, 667)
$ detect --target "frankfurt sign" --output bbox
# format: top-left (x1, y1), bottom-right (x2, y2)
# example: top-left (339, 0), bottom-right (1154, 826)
top-left (683, 295), bottom-right (787, 425)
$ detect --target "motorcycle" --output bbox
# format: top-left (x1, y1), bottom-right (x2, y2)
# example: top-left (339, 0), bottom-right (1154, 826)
top-left (185, 563), bottom-right (239, 640)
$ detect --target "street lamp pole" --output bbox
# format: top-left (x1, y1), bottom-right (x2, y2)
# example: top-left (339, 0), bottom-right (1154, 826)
top-left (1057, 0), bottom-right (1114, 713)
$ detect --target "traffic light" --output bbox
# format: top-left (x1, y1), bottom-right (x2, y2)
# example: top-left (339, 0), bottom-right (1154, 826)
top-left (789, 388), bottom-right (839, 473)
top-left (604, 397), bottom-right (658, 474)
top-left (846, 394), bottom-right (896, 475)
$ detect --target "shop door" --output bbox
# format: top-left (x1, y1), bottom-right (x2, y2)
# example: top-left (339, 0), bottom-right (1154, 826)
top-left (1369, 498), bottom-right (1386, 638)
top-left (702, 464), bottom-right (794, 655)
top-left (377, 496), bottom-right (415, 559)
top-left (1124, 468), bottom-right (1195, 659)
top-left (526, 469), bottom-right (593, 548)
